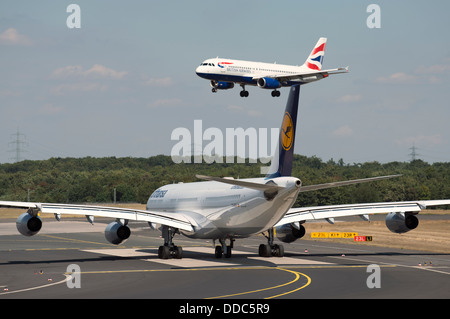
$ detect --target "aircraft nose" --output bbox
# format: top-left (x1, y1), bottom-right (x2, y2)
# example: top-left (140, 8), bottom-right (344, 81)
top-left (195, 65), bottom-right (206, 77)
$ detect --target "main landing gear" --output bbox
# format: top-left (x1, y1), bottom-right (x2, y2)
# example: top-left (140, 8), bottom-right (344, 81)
top-left (214, 238), bottom-right (235, 258)
top-left (259, 228), bottom-right (284, 257)
top-left (239, 84), bottom-right (249, 97)
top-left (238, 85), bottom-right (281, 97)
top-left (158, 225), bottom-right (183, 259)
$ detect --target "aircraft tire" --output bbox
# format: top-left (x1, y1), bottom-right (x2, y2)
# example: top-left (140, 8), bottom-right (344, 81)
top-left (258, 244), bottom-right (271, 257)
top-left (225, 246), bottom-right (232, 258)
top-left (158, 245), bottom-right (170, 259)
top-left (173, 246), bottom-right (183, 259)
top-left (271, 90), bottom-right (281, 97)
top-left (215, 245), bottom-right (223, 258)
top-left (274, 244), bottom-right (284, 257)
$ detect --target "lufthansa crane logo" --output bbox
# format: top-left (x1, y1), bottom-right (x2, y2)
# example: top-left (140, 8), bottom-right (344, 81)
top-left (281, 112), bottom-right (294, 151)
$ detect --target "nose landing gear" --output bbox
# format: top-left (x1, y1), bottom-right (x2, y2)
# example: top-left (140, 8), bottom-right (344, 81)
top-left (214, 238), bottom-right (234, 258)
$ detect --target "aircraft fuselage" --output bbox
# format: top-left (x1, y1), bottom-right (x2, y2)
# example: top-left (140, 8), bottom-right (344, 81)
top-left (146, 176), bottom-right (301, 239)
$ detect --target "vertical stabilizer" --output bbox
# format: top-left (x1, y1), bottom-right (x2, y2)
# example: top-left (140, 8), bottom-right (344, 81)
top-left (303, 37), bottom-right (327, 71)
top-left (265, 85), bottom-right (300, 178)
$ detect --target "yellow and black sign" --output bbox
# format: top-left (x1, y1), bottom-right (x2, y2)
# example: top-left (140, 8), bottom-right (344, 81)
top-left (310, 232), bottom-right (373, 241)
top-left (311, 232), bottom-right (328, 238)
top-left (342, 232), bottom-right (358, 238)
top-left (311, 232), bottom-right (359, 239)
top-left (281, 112), bottom-right (294, 151)
top-left (328, 232), bottom-right (342, 238)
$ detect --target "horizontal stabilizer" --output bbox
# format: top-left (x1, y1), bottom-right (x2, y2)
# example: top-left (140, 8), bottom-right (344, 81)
top-left (196, 175), bottom-right (285, 192)
top-left (299, 174), bottom-right (402, 193)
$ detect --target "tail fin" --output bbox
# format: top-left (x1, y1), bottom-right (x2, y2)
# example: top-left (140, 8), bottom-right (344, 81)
top-left (265, 85), bottom-right (300, 178)
top-left (303, 37), bottom-right (327, 71)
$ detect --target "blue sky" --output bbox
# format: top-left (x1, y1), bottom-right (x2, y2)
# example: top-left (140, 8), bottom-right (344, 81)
top-left (1, 0), bottom-right (450, 165)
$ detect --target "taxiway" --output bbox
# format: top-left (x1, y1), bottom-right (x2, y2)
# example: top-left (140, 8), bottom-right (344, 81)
top-left (0, 219), bottom-right (449, 299)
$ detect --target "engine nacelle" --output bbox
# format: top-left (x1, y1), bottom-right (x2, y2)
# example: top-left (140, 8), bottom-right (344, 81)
top-left (275, 223), bottom-right (305, 243)
top-left (257, 77), bottom-right (281, 89)
top-left (104, 221), bottom-right (131, 245)
top-left (16, 212), bottom-right (42, 236)
top-left (210, 80), bottom-right (234, 90)
top-left (385, 212), bottom-right (419, 234)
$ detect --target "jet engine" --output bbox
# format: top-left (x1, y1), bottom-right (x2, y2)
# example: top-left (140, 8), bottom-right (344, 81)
top-left (104, 221), bottom-right (131, 245)
top-left (275, 223), bottom-right (305, 243)
top-left (385, 212), bottom-right (419, 234)
top-left (257, 77), bottom-right (281, 89)
top-left (16, 212), bottom-right (42, 236)
top-left (210, 80), bottom-right (234, 90)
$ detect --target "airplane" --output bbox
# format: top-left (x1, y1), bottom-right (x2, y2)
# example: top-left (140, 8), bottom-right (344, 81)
top-left (195, 37), bottom-right (348, 97)
top-left (1, 85), bottom-right (449, 260)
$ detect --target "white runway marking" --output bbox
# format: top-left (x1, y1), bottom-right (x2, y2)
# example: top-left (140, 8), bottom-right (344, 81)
top-left (83, 246), bottom-right (333, 267)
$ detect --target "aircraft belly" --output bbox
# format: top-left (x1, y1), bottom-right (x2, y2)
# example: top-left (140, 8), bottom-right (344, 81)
top-left (196, 72), bottom-right (256, 85)
top-left (198, 192), bottom-right (297, 238)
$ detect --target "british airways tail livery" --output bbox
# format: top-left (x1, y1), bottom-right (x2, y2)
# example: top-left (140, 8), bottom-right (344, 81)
top-left (196, 37), bottom-right (348, 97)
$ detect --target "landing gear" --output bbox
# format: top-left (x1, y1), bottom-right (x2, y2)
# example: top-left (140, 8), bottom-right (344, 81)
top-left (158, 225), bottom-right (183, 259)
top-left (271, 90), bottom-right (281, 97)
top-left (158, 245), bottom-right (183, 259)
top-left (239, 84), bottom-right (249, 97)
top-left (259, 228), bottom-right (284, 257)
top-left (212, 88), bottom-right (217, 93)
top-left (214, 238), bottom-right (234, 258)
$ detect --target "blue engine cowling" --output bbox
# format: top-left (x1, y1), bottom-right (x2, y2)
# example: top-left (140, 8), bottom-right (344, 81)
top-left (257, 77), bottom-right (281, 89)
top-left (210, 80), bottom-right (234, 90)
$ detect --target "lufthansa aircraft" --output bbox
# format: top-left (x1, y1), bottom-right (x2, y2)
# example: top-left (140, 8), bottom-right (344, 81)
top-left (196, 37), bottom-right (348, 97)
top-left (1, 86), bottom-right (449, 259)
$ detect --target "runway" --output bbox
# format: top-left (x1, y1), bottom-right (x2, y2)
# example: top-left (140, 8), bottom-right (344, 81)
top-left (0, 219), bottom-right (449, 300)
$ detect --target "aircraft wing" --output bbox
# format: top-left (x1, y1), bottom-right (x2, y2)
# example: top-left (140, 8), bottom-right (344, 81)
top-left (275, 200), bottom-right (450, 226)
top-left (0, 201), bottom-right (195, 232)
top-left (254, 67), bottom-right (349, 83)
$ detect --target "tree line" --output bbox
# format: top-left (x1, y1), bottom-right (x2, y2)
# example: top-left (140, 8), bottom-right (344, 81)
top-left (0, 155), bottom-right (448, 208)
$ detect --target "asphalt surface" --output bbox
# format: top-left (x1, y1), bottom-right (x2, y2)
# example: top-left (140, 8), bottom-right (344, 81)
top-left (0, 218), bottom-right (449, 301)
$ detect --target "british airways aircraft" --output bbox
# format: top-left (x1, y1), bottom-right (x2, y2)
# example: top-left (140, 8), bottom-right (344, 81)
top-left (196, 37), bottom-right (348, 97)
top-left (1, 86), bottom-right (449, 259)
